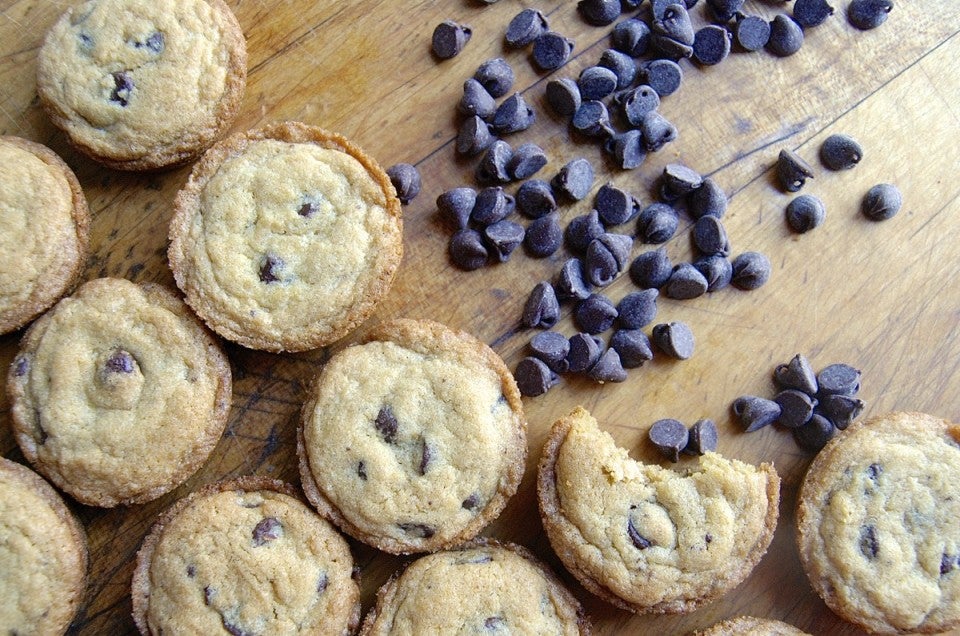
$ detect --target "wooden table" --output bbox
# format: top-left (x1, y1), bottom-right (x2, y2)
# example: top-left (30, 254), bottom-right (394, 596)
top-left (2, 0), bottom-right (959, 634)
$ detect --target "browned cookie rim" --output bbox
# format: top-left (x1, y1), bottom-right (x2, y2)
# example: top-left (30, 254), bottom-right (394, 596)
top-left (7, 278), bottom-right (232, 507)
top-left (693, 614), bottom-right (812, 635)
top-left (168, 120), bottom-right (403, 352)
top-left (297, 318), bottom-right (526, 555)
top-left (131, 476), bottom-right (361, 636)
top-left (0, 136), bottom-right (90, 334)
top-left (537, 406), bottom-right (780, 615)
top-left (37, 0), bottom-right (247, 172)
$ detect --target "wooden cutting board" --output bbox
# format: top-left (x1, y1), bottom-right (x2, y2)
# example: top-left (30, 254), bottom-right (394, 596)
top-left (2, 0), bottom-right (959, 633)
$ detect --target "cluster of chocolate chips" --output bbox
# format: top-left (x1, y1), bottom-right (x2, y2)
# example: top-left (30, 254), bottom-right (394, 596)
top-left (733, 353), bottom-right (865, 452)
top-left (648, 417), bottom-right (718, 461)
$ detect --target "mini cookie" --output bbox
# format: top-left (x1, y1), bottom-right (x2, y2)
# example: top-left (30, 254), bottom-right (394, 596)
top-left (8, 277), bottom-right (232, 507)
top-left (37, 0), bottom-right (246, 171)
top-left (168, 122), bottom-right (403, 352)
top-left (537, 406), bottom-right (780, 614)
top-left (359, 539), bottom-right (590, 635)
top-left (0, 136), bottom-right (89, 334)
top-left (694, 615), bottom-right (811, 635)
top-left (298, 318), bottom-right (526, 554)
top-left (0, 458), bottom-right (88, 635)
top-left (797, 411), bottom-right (960, 634)
top-left (132, 477), bottom-right (360, 636)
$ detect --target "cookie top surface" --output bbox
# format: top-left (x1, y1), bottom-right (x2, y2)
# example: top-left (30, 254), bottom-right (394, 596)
top-left (359, 540), bottom-right (589, 635)
top-left (132, 477), bottom-right (359, 636)
top-left (797, 411), bottom-right (960, 634)
top-left (0, 136), bottom-right (89, 334)
top-left (0, 458), bottom-right (88, 635)
top-left (168, 122), bottom-right (403, 352)
top-left (537, 406), bottom-right (780, 614)
top-left (695, 615), bottom-right (811, 636)
top-left (37, 0), bottom-right (246, 170)
top-left (7, 277), bottom-right (232, 507)
top-left (299, 318), bottom-right (526, 554)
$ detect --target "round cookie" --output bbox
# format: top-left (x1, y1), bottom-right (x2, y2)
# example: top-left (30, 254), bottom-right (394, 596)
top-left (132, 477), bottom-right (360, 636)
top-left (694, 615), bottom-right (811, 635)
top-left (168, 122), bottom-right (403, 352)
top-left (0, 136), bottom-right (89, 334)
top-left (359, 539), bottom-right (590, 635)
top-left (0, 458), bottom-right (88, 635)
top-left (37, 0), bottom-right (246, 171)
top-left (796, 411), bottom-right (960, 634)
top-left (298, 318), bottom-right (526, 554)
top-left (537, 406), bottom-right (780, 614)
top-left (8, 277), bottom-right (232, 507)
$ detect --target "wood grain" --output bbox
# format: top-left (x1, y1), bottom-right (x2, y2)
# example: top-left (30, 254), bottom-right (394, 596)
top-left (2, 0), bottom-right (960, 634)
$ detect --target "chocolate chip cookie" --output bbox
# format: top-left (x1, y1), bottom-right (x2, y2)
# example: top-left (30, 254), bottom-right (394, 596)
top-left (537, 406), bottom-right (780, 614)
top-left (168, 122), bottom-right (403, 352)
top-left (359, 539), bottom-right (589, 634)
top-left (0, 136), bottom-right (89, 334)
top-left (37, 0), bottom-right (246, 170)
top-left (8, 277), bottom-right (232, 507)
top-left (0, 458), bottom-right (88, 635)
top-left (132, 477), bottom-right (360, 636)
top-left (694, 615), bottom-right (811, 635)
top-left (298, 318), bottom-right (526, 554)
top-left (797, 411), bottom-right (960, 634)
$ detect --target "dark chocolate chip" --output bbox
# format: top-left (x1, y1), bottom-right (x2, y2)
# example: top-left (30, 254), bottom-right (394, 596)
top-left (688, 177), bottom-right (727, 219)
top-left (222, 621), bottom-right (253, 636)
top-left (629, 248), bottom-right (673, 289)
top-left (692, 216), bottom-right (730, 257)
top-left (730, 251), bottom-right (771, 290)
top-left (13, 355), bottom-right (29, 377)
top-left (793, 412), bottom-right (837, 451)
top-left (617, 289), bottom-right (658, 329)
top-left (545, 78), bottom-right (582, 118)
top-left (462, 493), bottom-right (480, 510)
top-left (492, 93), bottom-right (536, 135)
top-left (640, 111), bottom-right (678, 152)
top-left (575, 293), bottom-right (618, 334)
top-left (524, 213), bottom-right (563, 258)
top-left (419, 441), bottom-right (432, 475)
top-left (733, 395), bottom-right (781, 432)
top-left (484, 616), bottom-right (507, 631)
top-left (459, 78), bottom-right (496, 119)
top-left (474, 58), bottom-right (514, 98)
top-left (652, 4), bottom-right (695, 45)
top-left (135, 31), bottom-right (165, 53)
top-left (516, 179), bottom-right (557, 219)
top-left (649, 417), bottom-right (690, 462)
top-left (530, 331), bottom-right (570, 373)
top-left (357, 461), bottom-right (367, 480)
top-left (587, 348), bottom-right (627, 383)
top-left (767, 14), bottom-right (804, 57)
top-left (793, 0), bottom-right (835, 28)
top-left (105, 350), bottom-right (135, 373)
top-left (641, 59), bottom-right (683, 97)
top-left (317, 572), bottom-right (329, 594)
top-left (817, 363), bottom-right (861, 396)
top-left (735, 14), bottom-right (771, 51)
top-left (693, 255), bottom-right (733, 292)
top-left (449, 229), bottom-right (488, 270)
top-left (650, 33), bottom-right (693, 60)
top-left (78, 32), bottom-right (94, 51)
top-left (692, 25), bottom-right (732, 65)
top-left (637, 202), bottom-right (679, 244)
top-left (532, 31), bottom-right (575, 71)
top-left (774, 354), bottom-right (819, 395)
top-left (456, 116), bottom-right (495, 157)
top-left (620, 85), bottom-right (661, 127)
top-left (571, 100), bottom-right (613, 138)
top-left (204, 586), bottom-right (217, 605)
top-left (684, 419), bottom-right (718, 455)
top-left (252, 517), bottom-right (283, 546)
top-left (523, 281), bottom-right (560, 328)
top-left (472, 185), bottom-right (515, 225)
top-left (604, 129), bottom-right (647, 170)
top-left (627, 516), bottom-right (652, 549)
top-left (507, 143), bottom-right (548, 181)
top-left (706, 0), bottom-right (745, 22)
top-left (515, 356), bottom-right (560, 396)
top-left (109, 71), bottom-right (134, 106)
top-left (476, 141), bottom-right (514, 185)
top-left (506, 8), bottom-right (550, 47)
top-left (386, 163), bottom-right (421, 204)
top-left (375, 407), bottom-right (399, 444)
top-left (483, 220), bottom-right (525, 262)
top-left (258, 254), bottom-right (284, 283)
top-left (847, 0), bottom-right (893, 30)
top-left (651, 321), bottom-right (694, 359)
top-left (186, 564), bottom-right (196, 578)
top-left (820, 133), bottom-right (863, 170)
top-left (777, 149), bottom-right (815, 193)
top-left (859, 524), bottom-right (879, 559)
top-left (555, 258), bottom-right (592, 301)
top-left (565, 209), bottom-right (605, 254)
top-left (437, 188), bottom-right (476, 230)
top-left (598, 49), bottom-right (637, 90)
top-left (786, 194), bottom-right (826, 233)
top-left (578, 66), bottom-right (619, 101)
top-left (862, 183), bottom-right (902, 221)
top-left (578, 0), bottom-right (621, 26)
top-left (866, 462), bottom-right (883, 483)
top-left (397, 522), bottom-right (436, 539)
top-left (432, 21), bottom-right (472, 59)
top-left (941, 554), bottom-right (956, 576)
top-left (552, 158), bottom-right (594, 201)
top-left (662, 163), bottom-right (703, 197)
top-left (584, 233), bottom-right (632, 287)
top-left (818, 394), bottom-right (864, 430)
top-left (595, 183), bottom-right (641, 226)
top-left (610, 329), bottom-right (653, 368)
top-left (663, 262), bottom-right (709, 300)
top-left (567, 333), bottom-right (604, 373)
top-left (775, 389), bottom-right (818, 429)
top-left (611, 18), bottom-right (651, 57)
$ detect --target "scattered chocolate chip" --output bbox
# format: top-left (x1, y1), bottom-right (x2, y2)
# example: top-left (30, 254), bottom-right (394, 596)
top-left (637, 202), bottom-right (679, 244)
top-left (386, 163), bottom-right (421, 204)
top-left (475, 58), bottom-right (514, 98)
top-left (476, 141), bottom-right (514, 185)
top-left (516, 179), bottom-right (557, 219)
top-left (730, 251), bottom-right (771, 290)
top-left (733, 395), bottom-right (782, 432)
top-left (565, 209), bottom-right (605, 253)
top-left (610, 329), bottom-right (654, 368)
top-left (462, 493), bottom-right (480, 510)
top-left (820, 133), bottom-right (863, 170)
top-left (492, 93), bottom-right (536, 136)
top-left (567, 333), bottom-right (604, 373)
top-left (449, 229), bottom-right (488, 270)
top-left (598, 49), bottom-right (637, 89)
top-left (640, 111), bottom-right (678, 152)
top-left (530, 331), bottom-right (571, 373)
top-left (707, 0), bottom-right (746, 22)
top-left (515, 356), bottom-right (560, 396)
top-left (692, 215), bottom-right (731, 257)
top-left (595, 183), bottom-right (640, 226)
top-left (861, 183), bottom-right (902, 221)
top-left (375, 407), bottom-right (399, 444)
top-left (258, 254), bottom-right (284, 283)
top-left (459, 79), bottom-right (496, 119)
top-left (105, 350), bottom-right (135, 373)
top-left (627, 517), bottom-right (652, 549)
top-left (620, 85), bottom-right (661, 127)
top-left (456, 116), bottom-right (495, 157)
top-left (652, 321), bottom-right (695, 359)
top-left (523, 281), bottom-right (560, 328)
top-left (532, 31), bottom-right (575, 71)
top-left (664, 262), bottom-right (709, 300)
top-left (775, 389), bottom-right (818, 429)
top-left (630, 248), bottom-right (673, 289)
top-left (793, 0), bottom-right (835, 28)
top-left (777, 149), bottom-right (815, 193)
top-left (793, 412), bottom-right (837, 451)
top-left (618, 289), bottom-right (659, 329)
top-left (847, 0), bottom-right (893, 30)
top-left (186, 564), bottom-right (196, 578)
top-left (641, 59), bottom-right (683, 97)
top-left (693, 25), bottom-right (732, 65)
top-left (684, 418), bottom-right (718, 455)
top-left (437, 187), bottom-right (477, 229)
top-left (767, 14), bottom-right (804, 57)
top-left (575, 293), bottom-right (618, 334)
top-left (941, 554), bottom-right (957, 576)
top-left (397, 522), bottom-right (436, 538)
top-left (140, 31), bottom-right (164, 54)
top-left (693, 255), bottom-right (733, 292)
top-left (552, 158), bottom-right (594, 201)
top-left (506, 8), bottom-right (549, 47)
top-left (571, 100), bottom-right (613, 137)
top-left (786, 194), bottom-right (826, 233)
top-left (774, 354), bottom-right (819, 395)
top-left (12, 355), bottom-right (29, 377)
top-left (204, 586), bottom-right (217, 605)
top-left (109, 71), bottom-right (134, 106)
top-left (525, 213), bottom-right (563, 258)
top-left (866, 462), bottom-right (883, 482)
top-left (252, 517), bottom-right (283, 546)
top-left (357, 461), bottom-right (367, 480)
top-left (555, 258), bottom-right (592, 301)
top-left (507, 143), bottom-right (548, 180)
top-left (545, 78), bottom-right (582, 118)
top-left (472, 185), bottom-right (514, 225)
top-left (688, 178), bottom-right (728, 219)
top-left (483, 220), bottom-right (525, 262)
top-left (485, 617), bottom-right (507, 631)
top-left (585, 233), bottom-right (632, 287)
top-left (419, 441), bottom-right (432, 475)
top-left (858, 524), bottom-right (879, 559)
top-left (578, 66), bottom-right (619, 102)
top-left (587, 348), bottom-right (628, 383)
top-left (818, 394), bottom-right (864, 430)
top-left (223, 621), bottom-right (252, 636)
top-left (817, 363), bottom-right (861, 396)
top-left (734, 14), bottom-right (770, 51)
top-left (78, 32), bottom-right (94, 51)
top-left (432, 21), bottom-right (472, 59)
top-left (604, 129), bottom-right (647, 170)
top-left (317, 572), bottom-right (329, 594)
top-left (578, 0), bottom-right (621, 25)
top-left (662, 163), bottom-right (703, 198)
top-left (649, 418), bottom-right (689, 461)
top-left (652, 4), bottom-right (695, 46)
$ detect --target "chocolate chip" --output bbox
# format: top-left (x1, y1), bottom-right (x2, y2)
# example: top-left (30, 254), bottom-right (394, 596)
top-left (630, 248), bottom-right (672, 289)
top-left (12, 355), bottom-right (29, 377)
top-left (862, 183), bottom-right (902, 221)
top-left (793, 0), bottom-right (835, 28)
top-left (604, 129), bottom-right (647, 169)
top-left (575, 293), bottom-right (618, 334)
top-left (595, 183), bottom-right (640, 226)
top-left (507, 143), bottom-right (548, 180)
top-left (707, 0), bottom-right (746, 22)
top-left (571, 100), bottom-right (613, 138)
top-left (375, 406), bottom-right (399, 444)
top-left (820, 133), bottom-right (863, 170)
top-left (223, 621), bottom-right (253, 636)
top-left (767, 14), bottom-right (804, 57)
top-left (386, 163), bottom-right (421, 204)
top-left (515, 357), bottom-right (559, 396)
top-left (611, 18), bottom-right (651, 57)
top-left (523, 281), bottom-right (560, 328)
top-left (437, 188), bottom-right (476, 229)
top-left (684, 419), bottom-right (718, 455)
top-left (78, 32), bottom-right (94, 51)
top-left (186, 564), bottom-right (196, 578)
top-left (524, 213), bottom-right (563, 258)
top-left (640, 111), bottom-right (678, 152)
top-left (298, 197), bottom-right (319, 217)
top-left (545, 78), bottom-right (582, 119)
top-left (866, 462), bottom-right (883, 482)
top-left (777, 149), bottom-right (815, 193)
top-left (492, 93), bottom-right (536, 136)
top-left (516, 179), bottom-right (557, 219)
top-left (472, 185), bottom-right (515, 225)
top-left (252, 517), bottom-right (283, 546)
top-left (793, 412), bottom-right (837, 451)
top-left (476, 141), bottom-right (514, 186)
top-left (105, 350), bottom-right (135, 373)
top-left (485, 616), bottom-right (507, 631)
top-left (818, 394), bottom-right (864, 430)
top-left (258, 254), bottom-right (284, 283)
top-left (610, 329), bottom-right (653, 368)
top-left (663, 262), bottom-right (709, 300)
top-left (649, 418), bottom-right (689, 461)
top-left (598, 49), bottom-right (637, 90)
top-left (449, 229), bottom-right (488, 270)
top-left (552, 158), bottom-right (594, 201)
top-left (641, 59), bottom-right (683, 97)
top-left (532, 31), bottom-right (575, 71)
top-left (555, 258), bottom-right (592, 301)
top-left (585, 233), bottom-right (632, 287)
top-left (109, 71), bottom-right (134, 106)
top-left (134, 31), bottom-right (165, 53)
top-left (817, 363), bottom-right (861, 396)
top-left (459, 79), bottom-right (496, 119)
top-left (735, 14), bottom-right (771, 51)
top-left (693, 25), bottom-right (732, 65)
top-left (578, 0), bottom-right (621, 26)
top-left (357, 461), bottom-right (367, 480)
top-left (483, 220), bottom-right (525, 262)
top-left (204, 586), bottom-right (217, 605)
top-left (578, 66), bottom-right (619, 101)
top-left (567, 333), bottom-right (604, 373)
top-left (317, 572), bottom-right (329, 594)
top-left (688, 177), bottom-right (728, 219)
top-left (432, 21), bottom-right (472, 59)
top-left (693, 255), bottom-right (733, 292)
top-left (662, 163), bottom-right (703, 198)
top-left (620, 85), bottom-right (661, 127)
top-left (775, 389), bottom-right (818, 429)
top-left (651, 321), bottom-right (695, 359)
top-left (847, 0), bottom-right (893, 30)
top-left (617, 289), bottom-right (658, 329)
top-left (692, 216), bottom-right (731, 257)
top-left (530, 331), bottom-right (570, 373)
top-left (397, 523), bottom-right (436, 538)
top-left (941, 554), bottom-right (957, 576)
top-left (786, 194), bottom-right (826, 233)
top-left (637, 202), bottom-right (679, 244)
top-left (859, 524), bottom-right (879, 559)
top-left (627, 517), bottom-right (652, 549)
top-left (730, 251), bottom-right (771, 290)
top-left (506, 8), bottom-right (549, 48)
top-left (774, 354), bottom-right (819, 395)
top-left (474, 58), bottom-right (514, 98)
top-left (456, 116), bottom-right (495, 157)
top-left (419, 441), bottom-right (432, 475)
top-left (733, 395), bottom-right (781, 432)
top-left (565, 209), bottom-right (605, 253)
top-left (652, 4), bottom-right (695, 45)
top-left (587, 348), bottom-right (627, 383)
top-left (462, 493), bottom-right (480, 510)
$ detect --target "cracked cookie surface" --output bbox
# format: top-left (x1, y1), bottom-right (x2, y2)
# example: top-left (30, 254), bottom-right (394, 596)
top-left (359, 539), bottom-right (589, 635)
top-left (0, 458), bottom-right (88, 635)
top-left (537, 406), bottom-right (779, 613)
top-left (298, 318), bottom-right (526, 554)
top-left (797, 411), bottom-right (960, 634)
top-left (0, 137), bottom-right (89, 334)
top-left (132, 477), bottom-right (359, 636)
top-left (37, 0), bottom-right (246, 170)
top-left (168, 122), bottom-right (403, 352)
top-left (694, 615), bottom-right (811, 635)
top-left (7, 277), bottom-right (231, 507)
